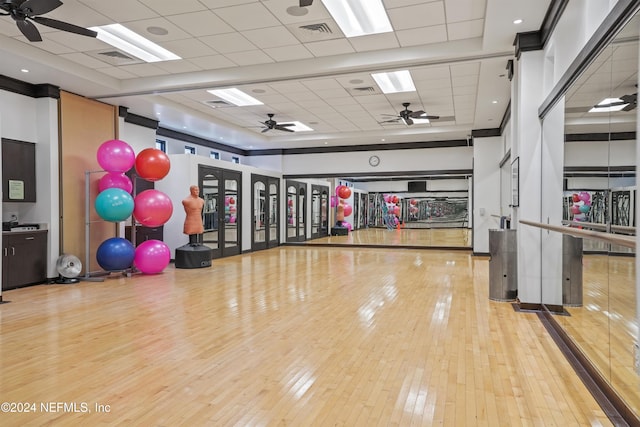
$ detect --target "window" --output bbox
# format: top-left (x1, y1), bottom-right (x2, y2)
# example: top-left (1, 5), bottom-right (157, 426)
top-left (185, 146), bottom-right (195, 154)
top-left (155, 139), bottom-right (166, 152)
top-left (210, 151), bottom-right (220, 160)
top-left (231, 156), bottom-right (240, 164)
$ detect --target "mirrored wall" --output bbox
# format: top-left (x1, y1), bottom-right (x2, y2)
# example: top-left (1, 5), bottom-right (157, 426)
top-left (542, 11), bottom-right (639, 417)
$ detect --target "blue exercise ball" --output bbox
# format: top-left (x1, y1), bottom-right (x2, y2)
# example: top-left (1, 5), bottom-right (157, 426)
top-left (95, 188), bottom-right (134, 222)
top-left (96, 237), bottom-right (135, 271)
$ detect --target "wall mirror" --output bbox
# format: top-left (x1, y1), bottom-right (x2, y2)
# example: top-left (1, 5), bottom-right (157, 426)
top-left (543, 10), bottom-right (639, 417)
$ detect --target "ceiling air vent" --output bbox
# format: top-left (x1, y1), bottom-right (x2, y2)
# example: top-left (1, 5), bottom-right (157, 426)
top-left (288, 21), bottom-right (342, 42)
top-left (347, 86), bottom-right (379, 96)
top-left (87, 48), bottom-right (142, 66)
top-left (203, 100), bottom-right (232, 108)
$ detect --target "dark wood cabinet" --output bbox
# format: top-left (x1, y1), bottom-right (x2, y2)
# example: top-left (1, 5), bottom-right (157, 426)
top-left (2, 230), bottom-right (48, 291)
top-left (2, 138), bottom-right (36, 202)
top-left (125, 226), bottom-right (163, 246)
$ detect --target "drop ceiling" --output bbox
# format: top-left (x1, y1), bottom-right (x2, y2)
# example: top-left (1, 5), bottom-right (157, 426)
top-left (0, 0), bottom-right (553, 150)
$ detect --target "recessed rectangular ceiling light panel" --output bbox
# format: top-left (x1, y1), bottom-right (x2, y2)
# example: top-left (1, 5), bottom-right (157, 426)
top-left (207, 88), bottom-right (264, 106)
top-left (279, 121), bottom-right (314, 132)
top-left (321, 0), bottom-right (393, 37)
top-left (90, 24), bottom-right (181, 63)
top-left (588, 97), bottom-right (628, 113)
top-left (371, 70), bottom-right (416, 93)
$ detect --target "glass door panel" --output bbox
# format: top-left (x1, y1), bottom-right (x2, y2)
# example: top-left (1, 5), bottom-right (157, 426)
top-left (268, 181), bottom-right (279, 247)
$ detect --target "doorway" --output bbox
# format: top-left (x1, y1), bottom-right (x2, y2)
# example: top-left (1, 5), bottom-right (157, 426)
top-left (286, 180), bottom-right (307, 242)
top-left (251, 174), bottom-right (280, 251)
top-left (199, 165), bottom-right (242, 259)
top-left (311, 184), bottom-right (329, 239)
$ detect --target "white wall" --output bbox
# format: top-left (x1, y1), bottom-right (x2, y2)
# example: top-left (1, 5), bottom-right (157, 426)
top-left (282, 146), bottom-right (473, 176)
top-left (473, 136), bottom-right (503, 253)
top-left (565, 139), bottom-right (636, 167)
top-left (159, 134), bottom-right (247, 164)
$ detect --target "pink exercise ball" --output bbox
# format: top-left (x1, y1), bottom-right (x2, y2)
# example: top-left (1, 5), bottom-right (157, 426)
top-left (97, 139), bottom-right (135, 173)
top-left (135, 148), bottom-right (170, 182)
top-left (343, 203), bottom-right (353, 217)
top-left (134, 240), bottom-right (170, 274)
top-left (133, 189), bottom-right (173, 227)
top-left (99, 172), bottom-right (133, 194)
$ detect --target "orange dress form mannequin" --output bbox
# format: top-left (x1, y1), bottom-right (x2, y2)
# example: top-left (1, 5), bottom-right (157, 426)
top-left (336, 199), bottom-right (345, 227)
top-left (182, 185), bottom-right (205, 245)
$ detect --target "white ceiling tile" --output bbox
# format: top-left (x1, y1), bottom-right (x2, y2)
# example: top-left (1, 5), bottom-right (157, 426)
top-left (154, 60), bottom-right (202, 74)
top-left (199, 0), bottom-right (257, 8)
top-left (270, 81), bottom-right (309, 93)
top-left (161, 39), bottom-right (218, 58)
top-left (314, 88), bottom-right (350, 99)
top-left (453, 85), bottom-right (478, 96)
top-left (213, 3), bottom-right (282, 31)
top-left (411, 66), bottom-right (451, 80)
top-left (444, 0), bottom-right (486, 23)
top-left (452, 75), bottom-right (478, 86)
top-left (43, 30), bottom-right (106, 52)
top-left (138, 0), bottom-right (207, 15)
top-left (450, 62), bottom-right (481, 77)
top-left (23, 38), bottom-right (75, 55)
top-left (95, 66), bottom-right (138, 79)
top-left (396, 25), bottom-right (447, 47)
top-left (264, 45), bottom-right (314, 62)
top-left (77, 0), bottom-right (159, 23)
top-left (417, 78), bottom-right (452, 89)
top-left (384, 0), bottom-right (439, 8)
top-left (167, 11), bottom-right (236, 37)
top-left (59, 52), bottom-right (112, 69)
top-left (46, 1), bottom-right (113, 27)
top-left (243, 27), bottom-right (300, 49)
top-left (348, 33), bottom-right (400, 52)
top-left (328, 97), bottom-right (360, 106)
top-left (200, 33), bottom-right (257, 53)
top-left (118, 63), bottom-right (169, 77)
top-left (262, 0), bottom-right (333, 24)
top-left (304, 39), bottom-right (355, 57)
top-left (188, 55), bottom-right (237, 70)
top-left (447, 19), bottom-right (484, 40)
top-left (224, 50), bottom-right (275, 66)
top-left (301, 79), bottom-right (344, 91)
top-left (388, 3), bottom-right (445, 30)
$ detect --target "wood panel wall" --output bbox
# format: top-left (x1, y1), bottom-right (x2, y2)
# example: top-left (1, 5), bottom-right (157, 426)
top-left (59, 91), bottom-right (117, 274)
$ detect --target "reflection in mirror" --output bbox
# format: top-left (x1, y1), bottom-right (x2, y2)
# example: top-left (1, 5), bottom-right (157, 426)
top-left (254, 181), bottom-right (266, 244)
top-left (311, 188), bottom-right (320, 236)
top-left (320, 190), bottom-right (329, 236)
top-left (202, 174), bottom-right (219, 251)
top-left (225, 178), bottom-right (239, 249)
top-left (269, 183), bottom-right (278, 243)
top-left (298, 187), bottom-right (306, 241)
top-left (556, 12), bottom-right (638, 418)
top-left (287, 185), bottom-right (297, 239)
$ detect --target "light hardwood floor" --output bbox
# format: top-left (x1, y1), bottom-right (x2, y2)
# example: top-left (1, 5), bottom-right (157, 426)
top-left (0, 246), bottom-right (612, 426)
top-left (305, 227), bottom-right (472, 247)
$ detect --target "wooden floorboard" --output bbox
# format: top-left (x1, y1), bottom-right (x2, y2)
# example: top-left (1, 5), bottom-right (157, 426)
top-left (0, 246), bottom-right (613, 426)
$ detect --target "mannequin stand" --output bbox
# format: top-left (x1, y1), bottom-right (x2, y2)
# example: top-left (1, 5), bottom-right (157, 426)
top-left (175, 234), bottom-right (212, 269)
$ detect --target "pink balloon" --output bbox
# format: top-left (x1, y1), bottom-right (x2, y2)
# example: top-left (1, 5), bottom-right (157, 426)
top-left (343, 203), bottom-right (353, 217)
top-left (134, 240), bottom-right (170, 274)
top-left (330, 196), bottom-right (338, 208)
top-left (133, 189), bottom-right (173, 227)
top-left (571, 205), bottom-right (581, 214)
top-left (229, 216), bottom-right (236, 223)
top-left (99, 172), bottom-right (133, 194)
top-left (97, 139), bottom-right (135, 173)
top-left (343, 221), bottom-right (352, 231)
top-left (579, 192), bottom-right (590, 202)
top-left (335, 185), bottom-right (345, 196)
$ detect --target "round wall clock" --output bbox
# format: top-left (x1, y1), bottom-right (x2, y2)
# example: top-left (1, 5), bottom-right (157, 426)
top-left (369, 155), bottom-right (380, 167)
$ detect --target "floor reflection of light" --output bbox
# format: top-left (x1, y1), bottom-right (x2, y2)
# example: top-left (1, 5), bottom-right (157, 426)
top-left (586, 303), bottom-right (600, 312)
top-left (446, 260), bottom-right (456, 266)
top-left (414, 256), bottom-right (423, 267)
top-left (228, 297), bottom-right (239, 316)
top-left (290, 370), bottom-right (316, 400)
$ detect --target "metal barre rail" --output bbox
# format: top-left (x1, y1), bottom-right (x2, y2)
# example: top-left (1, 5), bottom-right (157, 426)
top-left (560, 220), bottom-right (635, 235)
top-left (519, 220), bottom-right (636, 249)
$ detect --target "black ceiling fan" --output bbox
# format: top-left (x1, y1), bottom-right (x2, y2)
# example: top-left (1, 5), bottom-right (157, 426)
top-left (299, 0), bottom-right (313, 7)
top-left (0, 0), bottom-right (97, 42)
top-left (380, 102), bottom-right (440, 125)
top-left (260, 114), bottom-right (295, 133)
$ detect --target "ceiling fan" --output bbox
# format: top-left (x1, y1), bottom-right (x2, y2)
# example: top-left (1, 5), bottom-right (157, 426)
top-left (0, 0), bottom-right (97, 42)
top-left (380, 102), bottom-right (440, 125)
top-left (299, 0), bottom-right (313, 6)
top-left (260, 114), bottom-right (294, 133)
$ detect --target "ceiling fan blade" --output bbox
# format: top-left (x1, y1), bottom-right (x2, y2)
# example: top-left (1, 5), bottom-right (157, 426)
top-left (424, 115), bottom-right (440, 120)
top-left (300, 0), bottom-right (313, 6)
top-left (17, 19), bottom-right (42, 41)
top-left (275, 125), bottom-right (294, 132)
top-left (21, 0), bottom-right (63, 16)
top-left (405, 118), bottom-right (414, 125)
top-left (32, 16), bottom-right (97, 37)
top-left (379, 119), bottom-right (400, 123)
top-left (261, 128), bottom-right (270, 133)
top-left (409, 110), bottom-right (426, 118)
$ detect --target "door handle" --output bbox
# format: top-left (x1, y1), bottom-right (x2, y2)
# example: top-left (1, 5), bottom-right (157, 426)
top-left (11, 247), bottom-right (16, 256)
